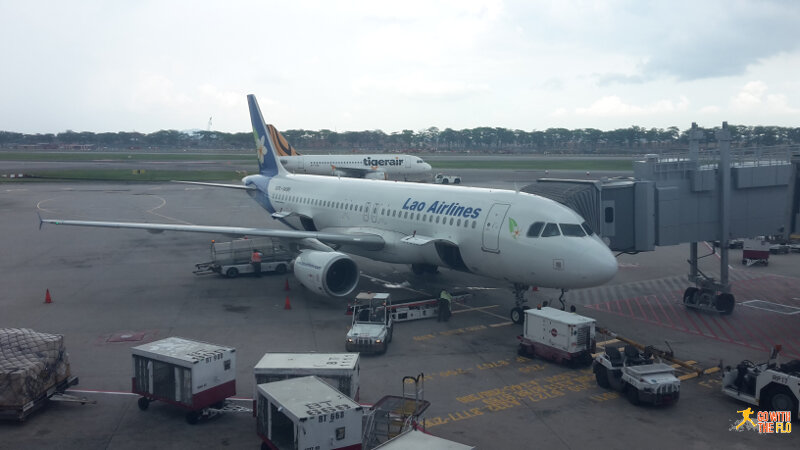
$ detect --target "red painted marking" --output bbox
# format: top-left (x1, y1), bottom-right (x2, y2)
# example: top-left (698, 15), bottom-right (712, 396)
top-left (653, 295), bottom-right (675, 327)
top-left (663, 291), bottom-right (691, 332)
top-left (692, 310), bottom-right (719, 339)
top-left (614, 299), bottom-right (623, 313)
top-left (623, 298), bottom-right (635, 318)
top-left (709, 314), bottom-right (736, 344)
top-left (633, 297), bottom-right (649, 322)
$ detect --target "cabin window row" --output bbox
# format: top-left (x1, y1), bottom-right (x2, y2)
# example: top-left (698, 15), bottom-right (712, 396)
top-left (274, 194), bottom-right (478, 229)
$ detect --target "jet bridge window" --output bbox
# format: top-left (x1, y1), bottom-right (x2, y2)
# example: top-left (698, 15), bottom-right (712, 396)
top-left (541, 223), bottom-right (561, 237)
top-left (527, 222), bottom-right (545, 237)
top-left (559, 223), bottom-right (586, 237)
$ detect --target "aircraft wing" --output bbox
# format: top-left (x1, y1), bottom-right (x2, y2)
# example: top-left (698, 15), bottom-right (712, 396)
top-left (171, 180), bottom-right (256, 190)
top-left (40, 218), bottom-right (385, 250)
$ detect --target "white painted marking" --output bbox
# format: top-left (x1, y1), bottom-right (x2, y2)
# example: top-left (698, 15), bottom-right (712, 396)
top-left (740, 300), bottom-right (800, 315)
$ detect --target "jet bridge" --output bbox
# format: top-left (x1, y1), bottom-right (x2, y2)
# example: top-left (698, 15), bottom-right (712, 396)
top-left (524, 122), bottom-right (800, 314)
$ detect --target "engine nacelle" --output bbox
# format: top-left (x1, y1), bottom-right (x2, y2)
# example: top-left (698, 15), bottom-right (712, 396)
top-left (364, 171), bottom-right (387, 180)
top-left (293, 251), bottom-right (359, 298)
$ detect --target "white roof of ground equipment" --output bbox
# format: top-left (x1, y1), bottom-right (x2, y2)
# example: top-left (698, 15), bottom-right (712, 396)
top-left (257, 376), bottom-right (361, 421)
top-left (374, 429), bottom-right (475, 450)
top-left (524, 306), bottom-right (595, 325)
top-left (255, 352), bottom-right (358, 371)
top-left (131, 337), bottom-right (234, 365)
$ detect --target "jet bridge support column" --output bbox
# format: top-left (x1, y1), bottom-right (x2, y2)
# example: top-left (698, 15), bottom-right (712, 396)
top-left (683, 122), bottom-right (735, 315)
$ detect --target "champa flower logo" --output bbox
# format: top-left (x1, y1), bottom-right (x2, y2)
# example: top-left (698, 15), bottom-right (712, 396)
top-left (508, 217), bottom-right (520, 239)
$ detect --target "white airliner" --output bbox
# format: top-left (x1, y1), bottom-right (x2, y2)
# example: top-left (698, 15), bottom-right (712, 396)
top-left (265, 127), bottom-right (431, 180)
top-left (41, 94), bottom-right (617, 323)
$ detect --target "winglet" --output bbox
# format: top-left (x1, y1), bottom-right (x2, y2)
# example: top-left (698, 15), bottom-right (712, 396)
top-left (37, 211), bottom-right (44, 230)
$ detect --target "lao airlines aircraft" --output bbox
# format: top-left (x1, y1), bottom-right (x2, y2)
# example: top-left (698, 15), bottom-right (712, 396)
top-left (273, 137), bottom-right (431, 181)
top-left (42, 94), bottom-right (617, 323)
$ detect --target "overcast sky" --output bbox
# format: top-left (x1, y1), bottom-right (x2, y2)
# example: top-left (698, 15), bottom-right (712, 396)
top-left (1, 0), bottom-right (799, 134)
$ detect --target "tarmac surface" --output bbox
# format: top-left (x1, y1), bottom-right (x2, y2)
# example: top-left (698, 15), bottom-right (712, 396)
top-left (2, 170), bottom-right (799, 449)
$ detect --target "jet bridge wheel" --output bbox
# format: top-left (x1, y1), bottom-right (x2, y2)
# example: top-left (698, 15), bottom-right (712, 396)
top-left (716, 293), bottom-right (735, 315)
top-left (137, 397), bottom-right (150, 411)
top-left (682, 287), bottom-right (699, 305)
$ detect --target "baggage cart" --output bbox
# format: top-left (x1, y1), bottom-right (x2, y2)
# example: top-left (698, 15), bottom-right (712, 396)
top-left (131, 337), bottom-right (236, 424)
top-left (254, 353), bottom-right (360, 401)
top-left (256, 376), bottom-right (363, 450)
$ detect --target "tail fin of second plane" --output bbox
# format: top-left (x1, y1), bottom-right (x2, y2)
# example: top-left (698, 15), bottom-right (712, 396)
top-left (247, 94), bottom-right (292, 177)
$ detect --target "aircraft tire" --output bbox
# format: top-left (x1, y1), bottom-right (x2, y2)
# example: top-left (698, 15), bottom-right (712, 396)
top-left (510, 307), bottom-right (524, 324)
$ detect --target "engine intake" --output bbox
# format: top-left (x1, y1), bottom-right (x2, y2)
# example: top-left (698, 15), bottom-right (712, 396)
top-left (293, 251), bottom-right (359, 297)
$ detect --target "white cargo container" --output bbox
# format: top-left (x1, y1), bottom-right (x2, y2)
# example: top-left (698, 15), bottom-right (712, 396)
top-left (516, 307), bottom-right (596, 366)
top-left (256, 376), bottom-right (363, 450)
top-left (254, 353), bottom-right (360, 401)
top-left (131, 337), bottom-right (236, 424)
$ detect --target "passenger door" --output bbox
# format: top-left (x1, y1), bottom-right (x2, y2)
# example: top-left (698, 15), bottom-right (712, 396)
top-left (482, 203), bottom-right (510, 253)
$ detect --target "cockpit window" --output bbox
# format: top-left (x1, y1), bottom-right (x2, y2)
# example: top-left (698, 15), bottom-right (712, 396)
top-left (541, 223), bottom-right (561, 237)
top-left (560, 223), bottom-right (586, 237)
top-left (527, 222), bottom-right (545, 237)
top-left (581, 221), bottom-right (594, 236)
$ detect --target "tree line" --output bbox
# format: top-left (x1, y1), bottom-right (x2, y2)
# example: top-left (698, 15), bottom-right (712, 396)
top-left (2, 124), bottom-right (799, 154)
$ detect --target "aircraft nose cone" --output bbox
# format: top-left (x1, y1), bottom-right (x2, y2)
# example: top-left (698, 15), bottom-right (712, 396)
top-left (584, 243), bottom-right (618, 285)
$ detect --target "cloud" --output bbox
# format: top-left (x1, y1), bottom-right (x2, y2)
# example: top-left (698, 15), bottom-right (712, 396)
top-left (572, 95), bottom-right (690, 117)
top-left (730, 81), bottom-right (799, 113)
top-left (354, 75), bottom-right (489, 101)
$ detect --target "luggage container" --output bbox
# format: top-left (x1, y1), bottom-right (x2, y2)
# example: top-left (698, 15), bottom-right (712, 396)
top-left (131, 337), bottom-right (236, 424)
top-left (516, 307), bottom-right (596, 366)
top-left (254, 353), bottom-right (360, 401)
top-left (256, 376), bottom-right (363, 450)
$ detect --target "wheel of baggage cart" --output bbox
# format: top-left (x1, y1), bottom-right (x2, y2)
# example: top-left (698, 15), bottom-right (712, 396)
top-left (137, 397), bottom-right (150, 411)
top-left (716, 293), bottom-right (735, 315)
top-left (763, 386), bottom-right (798, 416)
top-left (594, 365), bottom-right (610, 388)
top-left (212, 400), bottom-right (225, 409)
top-left (626, 386), bottom-right (640, 405)
top-left (275, 264), bottom-right (287, 274)
top-left (510, 307), bottom-right (524, 324)
top-left (682, 287), bottom-right (698, 305)
top-left (226, 267), bottom-right (239, 278)
top-left (186, 410), bottom-right (200, 425)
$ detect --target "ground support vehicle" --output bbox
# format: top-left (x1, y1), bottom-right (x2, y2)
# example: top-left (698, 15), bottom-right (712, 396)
top-left (721, 346), bottom-right (799, 420)
top-left (254, 353), bottom-right (360, 401)
top-left (346, 293), bottom-right (393, 354)
top-left (194, 237), bottom-right (292, 278)
top-left (433, 173), bottom-right (461, 184)
top-left (593, 345), bottom-right (680, 406)
top-left (742, 238), bottom-right (770, 266)
top-left (351, 291), bottom-right (471, 323)
top-left (256, 376), bottom-right (363, 450)
top-left (0, 328), bottom-right (91, 421)
top-left (516, 307), bottom-right (596, 367)
top-left (131, 337), bottom-right (236, 424)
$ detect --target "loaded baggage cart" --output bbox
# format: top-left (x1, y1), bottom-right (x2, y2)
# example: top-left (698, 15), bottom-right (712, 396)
top-left (516, 307), bottom-right (596, 366)
top-left (194, 237), bottom-right (293, 278)
top-left (131, 337), bottom-right (236, 424)
top-left (0, 328), bottom-right (84, 421)
top-left (256, 376), bottom-right (363, 450)
top-left (254, 353), bottom-right (360, 401)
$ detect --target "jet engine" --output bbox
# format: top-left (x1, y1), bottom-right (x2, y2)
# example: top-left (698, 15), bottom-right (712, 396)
top-left (293, 251), bottom-right (360, 298)
top-left (364, 171), bottom-right (388, 180)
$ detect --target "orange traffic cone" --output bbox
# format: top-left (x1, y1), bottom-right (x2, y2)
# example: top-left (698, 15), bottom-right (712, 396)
top-left (284, 278), bottom-right (290, 291)
top-left (284, 296), bottom-right (292, 310)
top-left (45, 289), bottom-right (52, 304)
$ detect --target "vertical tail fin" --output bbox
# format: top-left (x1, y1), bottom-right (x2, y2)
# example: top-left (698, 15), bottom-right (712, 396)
top-left (247, 94), bottom-right (289, 177)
